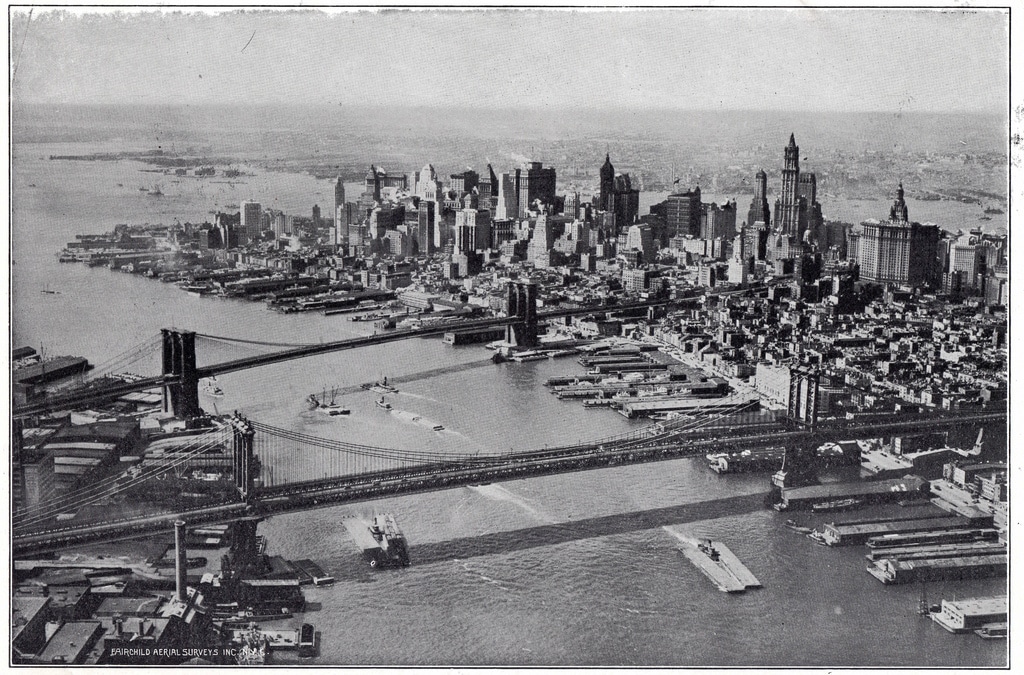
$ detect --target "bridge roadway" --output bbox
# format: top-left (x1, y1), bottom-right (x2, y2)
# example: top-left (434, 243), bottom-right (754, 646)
top-left (194, 299), bottom-right (674, 377)
top-left (11, 408), bottom-right (1004, 555)
top-left (11, 299), bottom-right (673, 418)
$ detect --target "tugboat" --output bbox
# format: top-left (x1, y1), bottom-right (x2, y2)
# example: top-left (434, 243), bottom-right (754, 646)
top-left (784, 519), bottom-right (813, 534)
top-left (370, 376), bottom-right (398, 394)
top-left (697, 539), bottom-right (720, 561)
top-left (375, 396), bottom-right (392, 411)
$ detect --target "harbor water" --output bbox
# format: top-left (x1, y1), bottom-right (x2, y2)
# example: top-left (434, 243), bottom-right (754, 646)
top-left (11, 141), bottom-right (1007, 666)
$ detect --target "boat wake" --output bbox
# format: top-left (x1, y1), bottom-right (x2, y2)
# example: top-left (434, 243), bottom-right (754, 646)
top-left (456, 560), bottom-right (513, 592)
top-left (661, 526), bottom-right (701, 547)
top-left (468, 484), bottom-right (560, 524)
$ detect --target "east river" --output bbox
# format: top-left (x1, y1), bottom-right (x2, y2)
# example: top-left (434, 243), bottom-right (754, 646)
top-left (11, 142), bottom-right (1007, 666)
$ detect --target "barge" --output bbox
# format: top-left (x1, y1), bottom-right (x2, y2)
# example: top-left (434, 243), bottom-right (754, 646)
top-left (343, 514), bottom-right (411, 568)
top-left (678, 539), bottom-right (762, 593)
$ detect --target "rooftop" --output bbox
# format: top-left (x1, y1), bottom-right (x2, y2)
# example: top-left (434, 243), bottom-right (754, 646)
top-left (941, 595), bottom-right (1008, 616)
top-left (37, 620), bottom-right (103, 665)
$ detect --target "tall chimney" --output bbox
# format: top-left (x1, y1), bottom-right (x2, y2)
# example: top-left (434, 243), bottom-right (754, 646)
top-left (174, 520), bottom-right (188, 603)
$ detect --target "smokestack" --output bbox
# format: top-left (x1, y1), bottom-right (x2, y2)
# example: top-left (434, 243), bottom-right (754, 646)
top-left (174, 520), bottom-right (188, 603)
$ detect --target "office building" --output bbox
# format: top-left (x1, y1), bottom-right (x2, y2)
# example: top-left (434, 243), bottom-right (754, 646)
top-left (746, 169), bottom-right (771, 233)
top-left (851, 184), bottom-right (939, 287)
top-left (515, 162), bottom-right (557, 218)
top-left (665, 187), bottom-right (702, 239)
top-left (240, 201), bottom-right (262, 244)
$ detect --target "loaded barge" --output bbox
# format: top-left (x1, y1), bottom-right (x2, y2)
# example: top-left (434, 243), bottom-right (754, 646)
top-left (343, 514), bottom-right (411, 568)
top-left (678, 539), bottom-right (762, 593)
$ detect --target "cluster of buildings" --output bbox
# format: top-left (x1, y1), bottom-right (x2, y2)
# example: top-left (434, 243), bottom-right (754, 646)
top-left (58, 133), bottom-right (1008, 321)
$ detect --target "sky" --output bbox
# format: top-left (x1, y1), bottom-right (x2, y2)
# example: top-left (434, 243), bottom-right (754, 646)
top-left (9, 8), bottom-right (1010, 114)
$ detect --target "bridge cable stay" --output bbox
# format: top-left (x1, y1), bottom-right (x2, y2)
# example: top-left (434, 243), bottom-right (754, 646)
top-left (13, 427), bottom-right (231, 532)
top-left (12, 429), bottom-right (230, 532)
top-left (194, 332), bottom-right (326, 349)
top-left (81, 334), bottom-right (164, 379)
top-left (612, 398), bottom-right (762, 447)
top-left (249, 421), bottom-right (482, 464)
top-left (250, 395), bottom-right (763, 485)
top-left (40, 334), bottom-right (164, 394)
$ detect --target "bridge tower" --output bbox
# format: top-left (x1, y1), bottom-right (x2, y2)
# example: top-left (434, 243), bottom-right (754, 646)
top-left (229, 413), bottom-right (256, 500)
top-left (788, 366), bottom-right (820, 428)
top-left (161, 329), bottom-right (201, 419)
top-left (504, 280), bottom-right (539, 348)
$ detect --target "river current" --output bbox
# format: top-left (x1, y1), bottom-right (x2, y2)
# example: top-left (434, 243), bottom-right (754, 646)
top-left (10, 142), bottom-right (1007, 666)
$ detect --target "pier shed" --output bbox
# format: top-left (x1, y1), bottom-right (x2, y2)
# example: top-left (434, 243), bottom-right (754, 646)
top-left (777, 475), bottom-right (927, 511)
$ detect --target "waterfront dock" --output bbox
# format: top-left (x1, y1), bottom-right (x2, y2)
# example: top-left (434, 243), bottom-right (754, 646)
top-left (930, 596), bottom-right (1008, 634)
top-left (867, 553), bottom-right (1007, 584)
top-left (776, 475), bottom-right (928, 511)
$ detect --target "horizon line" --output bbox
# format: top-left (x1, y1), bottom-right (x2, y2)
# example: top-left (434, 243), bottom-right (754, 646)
top-left (11, 102), bottom-right (1005, 116)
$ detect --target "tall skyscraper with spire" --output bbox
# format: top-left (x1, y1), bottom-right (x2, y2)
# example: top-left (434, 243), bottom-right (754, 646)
top-left (774, 133), bottom-right (802, 236)
top-left (766, 133), bottom-right (824, 262)
top-left (889, 182), bottom-right (909, 224)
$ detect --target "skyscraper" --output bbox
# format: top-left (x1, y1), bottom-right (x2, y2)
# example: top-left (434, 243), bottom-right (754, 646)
top-left (774, 133), bottom-right (802, 237)
top-left (515, 162), bottom-right (557, 218)
top-left (746, 169), bottom-right (771, 232)
top-left (851, 183), bottom-right (939, 287)
top-left (240, 201), bottom-right (262, 243)
top-left (417, 201), bottom-right (436, 255)
top-left (665, 187), bottom-right (702, 239)
top-left (599, 154), bottom-right (615, 211)
top-left (769, 133), bottom-right (824, 260)
top-left (335, 176), bottom-right (345, 216)
top-left (495, 173), bottom-right (517, 220)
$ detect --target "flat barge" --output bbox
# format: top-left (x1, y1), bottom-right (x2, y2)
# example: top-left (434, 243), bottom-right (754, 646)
top-left (678, 539), bottom-right (762, 593)
top-left (343, 514), bottom-right (410, 568)
top-left (291, 559), bottom-right (335, 585)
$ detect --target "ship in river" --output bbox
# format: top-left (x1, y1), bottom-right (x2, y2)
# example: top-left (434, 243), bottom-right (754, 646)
top-left (343, 514), bottom-right (411, 568)
top-left (308, 388), bottom-right (349, 416)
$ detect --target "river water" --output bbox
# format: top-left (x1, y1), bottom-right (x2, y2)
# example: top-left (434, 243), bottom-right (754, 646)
top-left (11, 142), bottom-right (1007, 667)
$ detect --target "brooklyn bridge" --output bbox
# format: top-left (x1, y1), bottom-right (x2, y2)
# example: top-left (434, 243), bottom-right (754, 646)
top-left (12, 283), bottom-right (1006, 555)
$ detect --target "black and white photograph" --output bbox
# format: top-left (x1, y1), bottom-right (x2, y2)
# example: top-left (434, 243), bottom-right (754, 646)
top-left (7, 4), bottom-right (1012, 667)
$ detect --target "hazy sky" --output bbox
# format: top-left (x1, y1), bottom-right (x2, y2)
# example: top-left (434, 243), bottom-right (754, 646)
top-left (10, 8), bottom-right (1009, 114)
